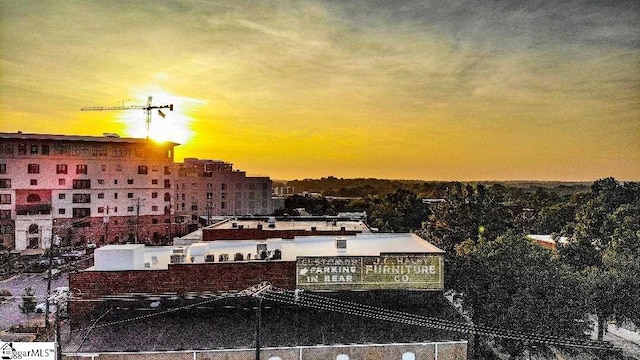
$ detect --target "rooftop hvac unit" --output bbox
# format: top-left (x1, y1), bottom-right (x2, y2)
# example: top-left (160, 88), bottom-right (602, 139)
top-left (218, 253), bottom-right (229, 262)
top-left (173, 247), bottom-right (186, 254)
top-left (267, 217), bottom-right (276, 228)
top-left (234, 253), bottom-right (244, 261)
top-left (335, 237), bottom-right (347, 250)
top-left (144, 262), bottom-right (151, 268)
top-left (256, 241), bottom-right (267, 254)
top-left (232, 222), bottom-right (238, 228)
top-left (170, 254), bottom-right (185, 264)
top-left (205, 254), bottom-right (216, 263)
top-left (151, 256), bottom-right (158, 265)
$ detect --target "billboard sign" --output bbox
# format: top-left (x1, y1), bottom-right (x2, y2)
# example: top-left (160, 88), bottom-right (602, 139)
top-left (296, 255), bottom-right (443, 290)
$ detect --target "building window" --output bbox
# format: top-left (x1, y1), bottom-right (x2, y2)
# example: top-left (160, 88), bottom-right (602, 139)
top-left (42, 145), bottom-right (50, 155)
top-left (0, 194), bottom-right (10, 204)
top-left (151, 165), bottom-right (158, 172)
top-left (18, 143), bottom-right (26, 155)
top-left (113, 207), bottom-right (118, 213)
top-left (97, 207), bottom-right (104, 214)
top-left (164, 166), bottom-right (171, 175)
top-left (127, 192), bottom-right (133, 198)
top-left (116, 164), bottom-right (123, 171)
top-left (76, 164), bottom-right (88, 174)
top-left (152, 192), bottom-right (158, 199)
top-left (164, 193), bottom-right (171, 201)
top-left (98, 193), bottom-right (104, 199)
top-left (27, 164), bottom-right (39, 174)
top-left (56, 164), bottom-right (67, 174)
top-left (97, 179), bottom-right (105, 185)
top-left (138, 165), bottom-right (148, 174)
top-left (58, 193), bottom-right (65, 200)
top-left (58, 208), bottom-right (65, 215)
top-left (27, 194), bottom-right (41, 203)
top-left (114, 193), bottom-right (118, 199)
top-left (30, 179), bottom-right (37, 186)
top-left (221, 183), bottom-right (226, 190)
top-left (152, 206), bottom-right (158, 211)
top-left (0, 179), bottom-right (11, 188)
top-left (152, 179), bottom-right (158, 185)
top-left (0, 210), bottom-right (11, 219)
top-left (181, 194), bottom-right (186, 201)
top-left (206, 192), bottom-right (213, 200)
top-left (191, 204), bottom-right (198, 211)
top-left (72, 208), bottom-right (90, 218)
top-left (102, 164), bottom-right (107, 171)
top-left (114, 179), bottom-right (118, 185)
top-left (30, 145), bottom-right (38, 155)
top-left (58, 179), bottom-right (65, 186)
top-left (127, 179), bottom-right (134, 185)
top-left (0, 144), bottom-right (13, 155)
top-left (164, 179), bottom-right (171, 189)
top-left (221, 201), bottom-right (225, 209)
top-left (72, 193), bottom-right (91, 203)
top-left (0, 164), bottom-right (5, 174)
top-left (127, 206), bottom-right (134, 212)
top-left (72, 179), bottom-right (91, 189)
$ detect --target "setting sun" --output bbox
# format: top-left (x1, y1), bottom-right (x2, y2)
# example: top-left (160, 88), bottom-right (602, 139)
top-left (114, 89), bottom-right (203, 144)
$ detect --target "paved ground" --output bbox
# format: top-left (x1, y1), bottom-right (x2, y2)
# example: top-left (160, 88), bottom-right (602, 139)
top-left (0, 271), bottom-right (69, 330)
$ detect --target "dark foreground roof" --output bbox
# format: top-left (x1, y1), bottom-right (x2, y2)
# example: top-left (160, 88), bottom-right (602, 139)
top-left (65, 292), bottom-right (467, 352)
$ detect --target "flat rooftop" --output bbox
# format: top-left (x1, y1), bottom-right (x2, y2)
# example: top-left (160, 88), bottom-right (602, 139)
top-left (207, 217), bottom-right (371, 232)
top-left (91, 233), bottom-right (444, 271)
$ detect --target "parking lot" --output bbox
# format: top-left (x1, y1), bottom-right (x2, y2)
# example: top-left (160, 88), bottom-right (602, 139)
top-left (0, 271), bottom-right (69, 330)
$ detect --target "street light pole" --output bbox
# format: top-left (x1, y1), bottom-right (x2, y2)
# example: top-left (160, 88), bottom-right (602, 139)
top-left (255, 296), bottom-right (262, 360)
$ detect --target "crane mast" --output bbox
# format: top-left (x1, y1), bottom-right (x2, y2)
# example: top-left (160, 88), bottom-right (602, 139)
top-left (81, 96), bottom-right (173, 139)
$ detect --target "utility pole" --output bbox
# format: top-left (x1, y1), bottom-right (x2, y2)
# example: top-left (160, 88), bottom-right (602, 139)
top-left (44, 241), bottom-right (53, 329)
top-left (131, 198), bottom-right (145, 244)
top-left (55, 299), bottom-right (61, 360)
top-left (255, 296), bottom-right (262, 360)
top-left (244, 282), bottom-right (271, 360)
top-left (103, 206), bottom-right (110, 245)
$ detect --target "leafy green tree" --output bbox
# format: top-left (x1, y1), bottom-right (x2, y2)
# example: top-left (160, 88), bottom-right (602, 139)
top-left (456, 233), bottom-right (590, 355)
top-left (368, 188), bottom-right (428, 232)
top-left (559, 178), bottom-right (640, 340)
top-left (19, 286), bottom-right (37, 326)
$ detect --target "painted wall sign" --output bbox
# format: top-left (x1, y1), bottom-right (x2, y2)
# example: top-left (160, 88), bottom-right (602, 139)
top-left (296, 255), bottom-right (443, 290)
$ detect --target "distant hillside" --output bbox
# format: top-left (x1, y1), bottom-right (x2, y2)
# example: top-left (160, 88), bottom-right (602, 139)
top-left (275, 177), bottom-right (591, 198)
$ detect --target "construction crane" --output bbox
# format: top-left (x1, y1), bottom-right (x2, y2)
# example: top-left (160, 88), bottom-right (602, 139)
top-left (81, 96), bottom-right (173, 139)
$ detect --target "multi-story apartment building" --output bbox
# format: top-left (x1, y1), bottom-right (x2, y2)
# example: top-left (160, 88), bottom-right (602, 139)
top-left (174, 158), bottom-right (274, 228)
top-left (0, 132), bottom-right (178, 250)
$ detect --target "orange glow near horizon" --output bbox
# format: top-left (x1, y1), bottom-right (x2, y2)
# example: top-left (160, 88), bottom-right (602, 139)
top-left (0, 1), bottom-right (638, 181)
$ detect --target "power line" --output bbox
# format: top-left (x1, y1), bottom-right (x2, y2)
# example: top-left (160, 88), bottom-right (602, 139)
top-left (262, 288), bottom-right (619, 352)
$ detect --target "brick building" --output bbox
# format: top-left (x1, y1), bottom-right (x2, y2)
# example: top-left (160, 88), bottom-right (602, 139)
top-left (173, 158), bottom-right (275, 230)
top-left (67, 233), bottom-right (464, 354)
top-left (0, 133), bottom-right (280, 252)
top-left (0, 132), bottom-right (178, 250)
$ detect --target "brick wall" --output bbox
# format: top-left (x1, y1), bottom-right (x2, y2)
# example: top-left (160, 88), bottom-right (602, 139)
top-left (203, 228), bottom-right (360, 241)
top-left (69, 261), bottom-right (297, 321)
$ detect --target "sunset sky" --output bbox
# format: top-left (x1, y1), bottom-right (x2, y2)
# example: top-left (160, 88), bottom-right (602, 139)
top-left (1, 0), bottom-right (638, 181)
